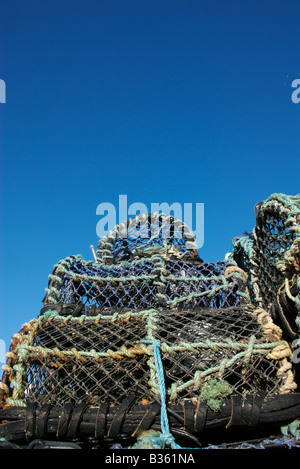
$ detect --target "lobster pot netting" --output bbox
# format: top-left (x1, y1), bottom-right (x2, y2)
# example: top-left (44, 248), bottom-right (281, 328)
top-left (1, 304), bottom-right (299, 447)
top-left (229, 194), bottom-right (300, 311)
top-left (3, 305), bottom-right (295, 408)
top-left (1, 201), bottom-right (300, 448)
top-left (42, 212), bottom-right (246, 312)
top-left (42, 257), bottom-right (247, 311)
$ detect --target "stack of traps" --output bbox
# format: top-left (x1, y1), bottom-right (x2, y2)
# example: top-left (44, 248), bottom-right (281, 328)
top-left (0, 194), bottom-right (300, 449)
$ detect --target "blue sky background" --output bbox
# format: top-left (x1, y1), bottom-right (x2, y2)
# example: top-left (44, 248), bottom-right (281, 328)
top-left (0, 0), bottom-right (299, 364)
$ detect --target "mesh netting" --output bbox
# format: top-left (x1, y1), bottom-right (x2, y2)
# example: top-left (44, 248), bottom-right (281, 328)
top-left (43, 256), bottom-right (246, 311)
top-left (228, 193), bottom-right (300, 309)
top-left (2, 305), bottom-right (293, 409)
top-left (228, 193), bottom-right (300, 342)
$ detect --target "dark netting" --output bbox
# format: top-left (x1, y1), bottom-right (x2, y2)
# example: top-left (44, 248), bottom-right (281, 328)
top-left (2, 306), bottom-right (290, 408)
top-left (43, 256), bottom-right (246, 311)
top-left (1, 304), bottom-right (299, 448)
top-left (253, 208), bottom-right (296, 307)
top-left (0, 305), bottom-right (300, 445)
top-left (227, 194), bottom-right (300, 342)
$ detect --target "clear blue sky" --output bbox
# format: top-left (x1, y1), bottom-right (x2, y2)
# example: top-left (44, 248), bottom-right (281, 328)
top-left (0, 0), bottom-right (299, 363)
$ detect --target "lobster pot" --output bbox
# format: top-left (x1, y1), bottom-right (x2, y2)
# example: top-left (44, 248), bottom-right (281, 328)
top-left (230, 194), bottom-right (300, 310)
top-left (1, 303), bottom-right (298, 446)
top-left (43, 256), bottom-right (247, 313)
top-left (96, 212), bottom-right (198, 264)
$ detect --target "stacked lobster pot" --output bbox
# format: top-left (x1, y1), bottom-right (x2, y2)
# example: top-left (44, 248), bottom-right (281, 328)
top-left (0, 195), bottom-right (300, 449)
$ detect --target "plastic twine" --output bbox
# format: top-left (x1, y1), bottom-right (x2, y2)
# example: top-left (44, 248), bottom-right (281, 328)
top-left (142, 339), bottom-right (181, 449)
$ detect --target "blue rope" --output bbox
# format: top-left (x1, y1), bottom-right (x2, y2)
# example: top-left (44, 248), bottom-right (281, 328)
top-left (142, 339), bottom-right (181, 449)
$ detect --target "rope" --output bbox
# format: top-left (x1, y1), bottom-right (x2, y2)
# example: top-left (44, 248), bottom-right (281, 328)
top-left (140, 339), bottom-right (181, 449)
